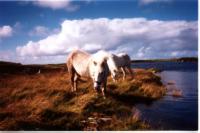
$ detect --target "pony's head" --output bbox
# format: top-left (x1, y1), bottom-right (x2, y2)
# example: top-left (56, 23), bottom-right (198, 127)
top-left (107, 54), bottom-right (118, 79)
top-left (90, 54), bottom-right (109, 91)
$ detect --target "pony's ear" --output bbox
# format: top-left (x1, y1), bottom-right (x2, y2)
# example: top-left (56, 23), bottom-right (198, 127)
top-left (93, 61), bottom-right (97, 66)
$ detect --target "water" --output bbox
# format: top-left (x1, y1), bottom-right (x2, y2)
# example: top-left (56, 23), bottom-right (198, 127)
top-left (132, 61), bottom-right (197, 72)
top-left (132, 62), bottom-right (198, 130)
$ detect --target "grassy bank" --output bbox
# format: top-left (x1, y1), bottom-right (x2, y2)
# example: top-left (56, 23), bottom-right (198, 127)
top-left (0, 64), bottom-right (166, 130)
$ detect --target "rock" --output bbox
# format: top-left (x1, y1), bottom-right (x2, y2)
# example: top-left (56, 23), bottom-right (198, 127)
top-left (147, 68), bottom-right (162, 73)
top-left (172, 89), bottom-right (183, 97)
top-left (99, 117), bottom-right (112, 122)
top-left (132, 107), bottom-right (141, 122)
top-left (88, 117), bottom-right (95, 121)
top-left (167, 81), bottom-right (175, 85)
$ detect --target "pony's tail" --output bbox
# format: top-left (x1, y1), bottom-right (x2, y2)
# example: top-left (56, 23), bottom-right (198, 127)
top-left (66, 59), bottom-right (71, 74)
top-left (66, 57), bottom-right (81, 78)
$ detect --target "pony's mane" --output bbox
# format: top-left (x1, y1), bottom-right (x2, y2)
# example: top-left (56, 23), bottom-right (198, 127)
top-left (93, 50), bottom-right (114, 60)
top-left (91, 50), bottom-right (108, 63)
top-left (94, 50), bottom-right (118, 72)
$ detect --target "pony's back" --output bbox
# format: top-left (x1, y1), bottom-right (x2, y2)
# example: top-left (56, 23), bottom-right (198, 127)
top-left (116, 53), bottom-right (131, 67)
top-left (67, 50), bottom-right (91, 77)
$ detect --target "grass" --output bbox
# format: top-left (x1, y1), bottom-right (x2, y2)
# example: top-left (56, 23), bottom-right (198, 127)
top-left (0, 66), bottom-right (166, 130)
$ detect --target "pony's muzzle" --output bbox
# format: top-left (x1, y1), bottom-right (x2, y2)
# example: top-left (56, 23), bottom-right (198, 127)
top-left (94, 81), bottom-right (101, 91)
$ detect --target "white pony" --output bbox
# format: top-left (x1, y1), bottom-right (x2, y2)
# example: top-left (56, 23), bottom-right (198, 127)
top-left (113, 53), bottom-right (133, 80)
top-left (66, 49), bottom-right (109, 97)
top-left (94, 50), bottom-right (133, 81)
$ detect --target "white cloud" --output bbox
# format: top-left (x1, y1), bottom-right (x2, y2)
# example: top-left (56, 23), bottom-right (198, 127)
top-left (0, 25), bottom-right (13, 38)
top-left (0, 50), bottom-right (17, 63)
top-left (16, 18), bottom-right (197, 64)
top-left (29, 26), bottom-right (49, 37)
top-left (34, 0), bottom-right (79, 11)
top-left (139, 0), bottom-right (172, 5)
top-left (29, 25), bottom-right (60, 37)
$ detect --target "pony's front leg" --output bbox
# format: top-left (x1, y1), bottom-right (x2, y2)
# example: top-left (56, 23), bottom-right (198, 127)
top-left (101, 80), bottom-right (107, 99)
top-left (121, 67), bottom-right (126, 80)
top-left (128, 67), bottom-right (134, 79)
top-left (73, 81), bottom-right (77, 92)
top-left (111, 74), bottom-right (117, 82)
top-left (70, 83), bottom-right (74, 92)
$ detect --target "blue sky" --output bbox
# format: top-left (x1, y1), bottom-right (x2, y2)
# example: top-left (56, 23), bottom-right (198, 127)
top-left (0, 0), bottom-right (198, 64)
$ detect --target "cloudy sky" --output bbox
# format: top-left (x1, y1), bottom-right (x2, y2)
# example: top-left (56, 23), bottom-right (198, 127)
top-left (0, 0), bottom-right (198, 64)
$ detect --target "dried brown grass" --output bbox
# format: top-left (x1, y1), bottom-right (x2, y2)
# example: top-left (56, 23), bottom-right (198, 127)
top-left (0, 68), bottom-right (165, 130)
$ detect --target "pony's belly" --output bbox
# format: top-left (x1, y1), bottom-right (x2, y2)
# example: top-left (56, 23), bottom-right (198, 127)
top-left (75, 67), bottom-right (90, 78)
top-left (72, 60), bottom-right (90, 77)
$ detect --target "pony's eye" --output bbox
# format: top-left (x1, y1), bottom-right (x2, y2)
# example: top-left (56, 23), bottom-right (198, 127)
top-left (93, 61), bottom-right (97, 66)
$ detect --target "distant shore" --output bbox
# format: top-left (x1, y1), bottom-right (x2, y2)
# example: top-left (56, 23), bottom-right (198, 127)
top-left (0, 57), bottom-right (198, 74)
top-left (131, 57), bottom-right (198, 63)
top-left (0, 57), bottom-right (198, 66)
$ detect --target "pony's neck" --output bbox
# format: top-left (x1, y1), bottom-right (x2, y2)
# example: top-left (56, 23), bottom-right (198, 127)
top-left (107, 54), bottom-right (118, 71)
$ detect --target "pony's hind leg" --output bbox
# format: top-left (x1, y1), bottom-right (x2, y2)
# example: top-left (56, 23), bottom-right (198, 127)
top-left (73, 73), bottom-right (79, 92)
top-left (126, 62), bottom-right (134, 79)
top-left (128, 67), bottom-right (134, 79)
top-left (67, 62), bottom-right (75, 92)
top-left (101, 80), bottom-right (107, 99)
top-left (121, 67), bottom-right (126, 80)
top-left (70, 71), bottom-right (75, 92)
